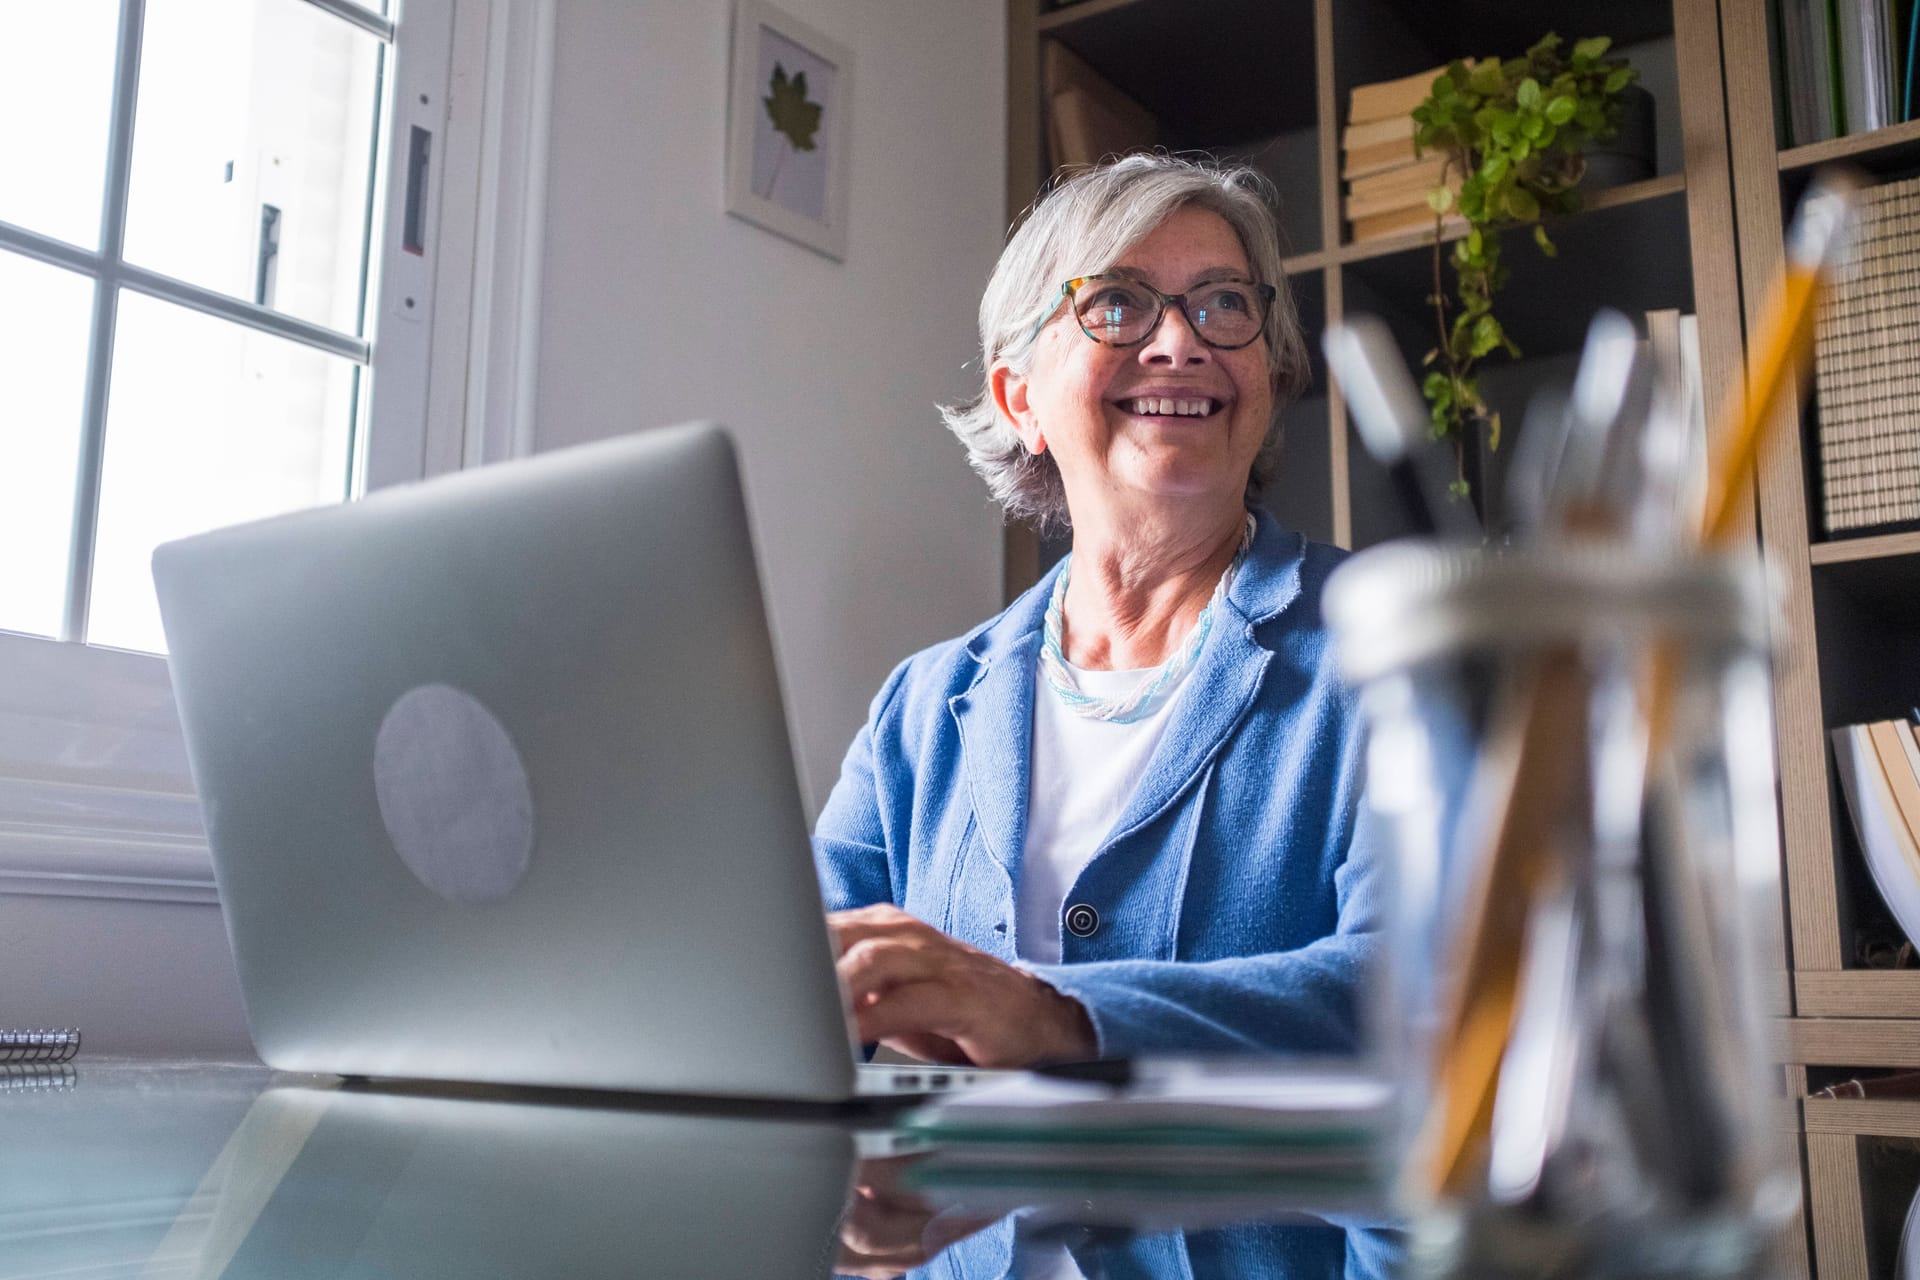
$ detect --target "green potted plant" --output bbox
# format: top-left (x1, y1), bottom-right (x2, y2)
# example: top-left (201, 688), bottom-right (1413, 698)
top-left (1410, 34), bottom-right (1643, 499)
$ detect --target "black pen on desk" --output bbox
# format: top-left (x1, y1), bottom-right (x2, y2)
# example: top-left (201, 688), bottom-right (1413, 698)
top-left (1323, 316), bottom-right (1480, 541)
top-left (1032, 1056), bottom-right (1135, 1086)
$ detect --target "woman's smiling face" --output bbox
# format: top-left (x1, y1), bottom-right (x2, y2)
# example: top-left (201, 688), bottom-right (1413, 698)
top-left (994, 205), bottom-right (1275, 521)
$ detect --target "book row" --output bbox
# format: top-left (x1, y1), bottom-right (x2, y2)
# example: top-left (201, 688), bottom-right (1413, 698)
top-left (1777, 0), bottom-right (1920, 145)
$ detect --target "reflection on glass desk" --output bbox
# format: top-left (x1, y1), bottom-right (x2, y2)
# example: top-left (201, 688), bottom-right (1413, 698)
top-left (0, 1060), bottom-right (1406, 1278)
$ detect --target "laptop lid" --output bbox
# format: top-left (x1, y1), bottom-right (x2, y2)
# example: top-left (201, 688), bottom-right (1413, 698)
top-left (153, 423), bottom-right (860, 1100)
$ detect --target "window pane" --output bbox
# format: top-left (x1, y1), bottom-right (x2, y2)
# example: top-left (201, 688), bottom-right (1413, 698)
top-left (124, 0), bottom-right (382, 334)
top-left (0, 252), bottom-right (93, 639)
top-left (88, 291), bottom-right (357, 654)
top-left (0, 2), bottom-right (119, 248)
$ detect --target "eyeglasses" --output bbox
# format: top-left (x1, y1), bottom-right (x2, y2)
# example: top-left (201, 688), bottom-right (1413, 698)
top-left (1031, 274), bottom-right (1277, 350)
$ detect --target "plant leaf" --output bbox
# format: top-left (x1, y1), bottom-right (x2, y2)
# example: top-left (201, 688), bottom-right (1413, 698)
top-left (1546, 94), bottom-right (1578, 124)
top-left (1505, 186), bottom-right (1540, 220)
top-left (763, 61), bottom-right (824, 151)
top-left (1480, 152), bottom-right (1510, 183)
top-left (1470, 314), bottom-right (1504, 357)
top-left (1533, 223), bottom-right (1558, 256)
top-left (1605, 66), bottom-right (1635, 93)
top-left (1573, 35), bottom-right (1613, 62)
top-left (1517, 77), bottom-right (1542, 110)
top-left (1427, 185), bottom-right (1455, 213)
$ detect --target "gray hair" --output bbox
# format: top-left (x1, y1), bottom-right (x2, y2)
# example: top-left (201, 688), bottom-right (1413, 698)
top-left (939, 154), bottom-right (1311, 534)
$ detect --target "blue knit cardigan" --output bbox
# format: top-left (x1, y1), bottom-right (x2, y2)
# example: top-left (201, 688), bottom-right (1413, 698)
top-left (811, 510), bottom-right (1381, 1057)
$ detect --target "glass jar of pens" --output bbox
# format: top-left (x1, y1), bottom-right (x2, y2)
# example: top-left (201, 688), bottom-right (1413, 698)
top-left (1328, 541), bottom-right (1794, 1276)
top-left (1319, 173), bottom-right (1856, 1275)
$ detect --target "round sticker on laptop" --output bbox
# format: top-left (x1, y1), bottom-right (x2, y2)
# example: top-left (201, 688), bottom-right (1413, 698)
top-left (373, 683), bottom-right (534, 903)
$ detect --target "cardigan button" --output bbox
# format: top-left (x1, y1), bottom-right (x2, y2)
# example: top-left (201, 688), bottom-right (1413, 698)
top-left (1063, 902), bottom-right (1099, 938)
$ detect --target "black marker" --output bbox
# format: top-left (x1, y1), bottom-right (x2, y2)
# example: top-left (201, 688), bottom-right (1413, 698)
top-left (1031, 1056), bottom-right (1135, 1086)
top-left (1323, 316), bottom-right (1479, 541)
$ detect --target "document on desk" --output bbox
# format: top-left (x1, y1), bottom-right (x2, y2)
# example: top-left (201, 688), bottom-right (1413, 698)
top-left (898, 1061), bottom-right (1391, 1171)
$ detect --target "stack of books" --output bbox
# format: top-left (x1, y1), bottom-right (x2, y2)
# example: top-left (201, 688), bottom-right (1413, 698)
top-left (1343, 63), bottom-right (1462, 243)
top-left (1830, 716), bottom-right (1920, 950)
top-left (1814, 176), bottom-right (1920, 534)
top-left (1042, 40), bottom-right (1156, 171)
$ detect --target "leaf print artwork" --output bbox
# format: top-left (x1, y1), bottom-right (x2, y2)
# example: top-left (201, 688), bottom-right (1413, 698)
top-left (729, 7), bottom-right (848, 256)
top-left (760, 62), bottom-right (823, 199)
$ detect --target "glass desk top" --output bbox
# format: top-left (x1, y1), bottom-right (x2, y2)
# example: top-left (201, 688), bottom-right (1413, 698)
top-left (1, 1059), bottom-right (1407, 1279)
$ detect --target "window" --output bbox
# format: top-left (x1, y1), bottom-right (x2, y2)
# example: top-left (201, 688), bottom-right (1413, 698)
top-left (4, 0), bottom-right (396, 652)
top-left (0, 0), bottom-right (552, 894)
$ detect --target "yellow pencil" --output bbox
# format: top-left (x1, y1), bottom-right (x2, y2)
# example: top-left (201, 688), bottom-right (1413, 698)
top-left (1702, 170), bottom-right (1860, 548)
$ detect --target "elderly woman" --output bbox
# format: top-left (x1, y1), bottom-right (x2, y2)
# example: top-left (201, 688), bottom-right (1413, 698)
top-left (813, 154), bottom-right (1378, 1069)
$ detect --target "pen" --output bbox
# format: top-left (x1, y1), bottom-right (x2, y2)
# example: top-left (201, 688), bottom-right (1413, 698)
top-left (1323, 316), bottom-right (1481, 541)
top-left (1544, 308), bottom-right (1649, 535)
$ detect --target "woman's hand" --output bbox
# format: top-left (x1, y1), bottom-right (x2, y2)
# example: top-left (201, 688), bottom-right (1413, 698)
top-left (827, 904), bottom-right (1097, 1067)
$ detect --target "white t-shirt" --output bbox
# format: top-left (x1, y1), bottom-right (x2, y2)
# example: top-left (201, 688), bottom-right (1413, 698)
top-left (1017, 659), bottom-right (1185, 964)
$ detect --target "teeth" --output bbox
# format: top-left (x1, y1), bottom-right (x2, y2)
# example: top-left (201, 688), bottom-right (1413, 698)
top-left (1127, 397), bottom-right (1214, 416)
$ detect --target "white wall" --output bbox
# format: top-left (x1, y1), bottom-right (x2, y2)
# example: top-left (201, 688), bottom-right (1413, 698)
top-left (534, 0), bottom-right (1009, 813)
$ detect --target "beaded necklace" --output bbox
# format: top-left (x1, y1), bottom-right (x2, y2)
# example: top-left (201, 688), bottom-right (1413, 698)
top-left (1039, 513), bottom-right (1256, 724)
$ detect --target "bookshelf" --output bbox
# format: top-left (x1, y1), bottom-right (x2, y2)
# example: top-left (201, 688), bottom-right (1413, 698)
top-left (1709, 0), bottom-right (1920, 1272)
top-left (1723, 0), bottom-right (1920, 1019)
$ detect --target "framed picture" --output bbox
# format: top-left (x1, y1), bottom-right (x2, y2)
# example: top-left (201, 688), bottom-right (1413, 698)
top-left (725, 0), bottom-right (854, 261)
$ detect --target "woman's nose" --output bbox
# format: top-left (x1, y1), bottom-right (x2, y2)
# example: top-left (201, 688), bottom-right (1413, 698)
top-left (1139, 302), bottom-right (1211, 366)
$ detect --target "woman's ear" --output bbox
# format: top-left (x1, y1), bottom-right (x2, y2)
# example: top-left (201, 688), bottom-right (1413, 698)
top-left (989, 363), bottom-right (1046, 455)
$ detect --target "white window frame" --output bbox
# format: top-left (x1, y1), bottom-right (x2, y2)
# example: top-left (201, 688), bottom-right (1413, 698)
top-left (0, 0), bottom-right (554, 905)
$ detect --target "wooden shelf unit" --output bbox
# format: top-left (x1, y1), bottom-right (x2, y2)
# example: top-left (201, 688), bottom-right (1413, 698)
top-left (1330, 172), bottom-right (1688, 266)
top-left (1810, 531), bottom-right (1920, 566)
top-left (1723, 0), bottom-right (1920, 1019)
top-left (1004, 0), bottom-right (1739, 591)
top-left (1780, 116), bottom-right (1920, 171)
top-left (1800, 1098), bottom-right (1920, 1279)
top-left (1715, 0), bottom-right (1920, 1271)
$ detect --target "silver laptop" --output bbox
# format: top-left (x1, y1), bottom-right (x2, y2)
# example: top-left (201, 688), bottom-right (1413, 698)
top-left (154, 423), bottom-right (970, 1102)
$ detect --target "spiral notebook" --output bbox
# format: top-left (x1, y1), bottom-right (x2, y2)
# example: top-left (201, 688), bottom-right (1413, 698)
top-left (0, 1029), bottom-right (80, 1092)
top-left (0, 1028), bottom-right (80, 1063)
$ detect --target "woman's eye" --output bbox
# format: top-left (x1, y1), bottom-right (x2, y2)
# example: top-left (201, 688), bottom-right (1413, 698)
top-left (1202, 288), bottom-right (1253, 313)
